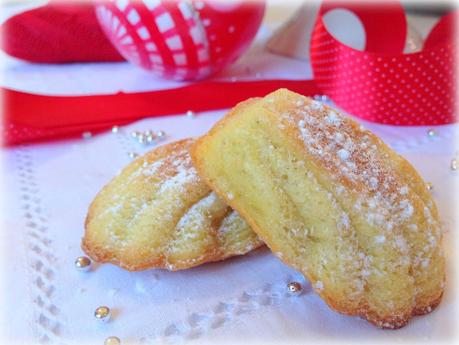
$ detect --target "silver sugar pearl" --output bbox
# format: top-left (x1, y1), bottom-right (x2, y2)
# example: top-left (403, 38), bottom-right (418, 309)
top-left (75, 256), bottom-right (91, 272)
top-left (111, 126), bottom-right (119, 134)
top-left (128, 152), bottom-right (139, 159)
top-left (82, 131), bottom-right (92, 139)
top-left (131, 130), bottom-right (141, 138)
top-left (451, 158), bottom-right (458, 171)
top-left (137, 134), bottom-right (147, 144)
top-left (144, 130), bottom-right (154, 137)
top-left (156, 130), bottom-right (166, 139)
top-left (186, 110), bottom-right (196, 118)
top-left (427, 128), bottom-right (437, 137)
top-left (94, 306), bottom-right (111, 322)
top-left (287, 281), bottom-right (302, 295)
top-left (426, 182), bottom-right (433, 191)
top-left (146, 134), bottom-right (156, 144)
top-left (104, 336), bottom-right (121, 345)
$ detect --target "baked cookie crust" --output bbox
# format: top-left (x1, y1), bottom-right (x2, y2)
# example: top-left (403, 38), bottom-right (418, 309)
top-left (191, 89), bottom-right (445, 328)
top-left (83, 139), bottom-right (263, 271)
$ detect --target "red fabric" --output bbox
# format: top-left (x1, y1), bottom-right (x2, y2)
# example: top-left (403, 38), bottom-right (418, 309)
top-left (1, 80), bottom-right (320, 146)
top-left (311, 2), bottom-right (457, 125)
top-left (423, 11), bottom-right (457, 49)
top-left (0, 1), bottom-right (123, 63)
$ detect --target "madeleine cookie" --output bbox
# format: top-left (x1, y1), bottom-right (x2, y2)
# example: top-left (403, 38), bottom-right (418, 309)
top-left (191, 89), bottom-right (445, 328)
top-left (83, 139), bottom-right (262, 271)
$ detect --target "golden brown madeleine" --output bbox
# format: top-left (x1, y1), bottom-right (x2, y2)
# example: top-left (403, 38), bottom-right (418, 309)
top-left (83, 139), bottom-right (262, 271)
top-left (191, 89), bottom-right (445, 328)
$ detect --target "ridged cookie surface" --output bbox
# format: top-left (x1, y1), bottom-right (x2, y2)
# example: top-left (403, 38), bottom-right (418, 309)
top-left (83, 139), bottom-right (262, 271)
top-left (191, 89), bottom-right (445, 328)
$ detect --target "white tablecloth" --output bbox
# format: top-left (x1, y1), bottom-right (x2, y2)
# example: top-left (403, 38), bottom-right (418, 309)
top-left (1, 4), bottom-right (457, 345)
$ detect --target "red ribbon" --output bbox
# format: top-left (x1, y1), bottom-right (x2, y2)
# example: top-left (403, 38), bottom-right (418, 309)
top-left (311, 1), bottom-right (457, 125)
top-left (1, 1), bottom-right (457, 146)
top-left (1, 80), bottom-right (319, 146)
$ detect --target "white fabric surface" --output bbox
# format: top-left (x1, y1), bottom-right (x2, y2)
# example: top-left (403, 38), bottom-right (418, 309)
top-left (1, 107), bottom-right (457, 345)
top-left (1, 5), bottom-right (458, 345)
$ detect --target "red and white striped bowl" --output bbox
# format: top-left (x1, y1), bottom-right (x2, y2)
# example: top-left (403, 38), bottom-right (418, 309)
top-left (95, 0), bottom-right (265, 80)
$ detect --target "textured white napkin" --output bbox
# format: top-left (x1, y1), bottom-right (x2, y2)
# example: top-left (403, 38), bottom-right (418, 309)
top-left (1, 110), bottom-right (457, 345)
top-left (0, 6), bottom-right (457, 344)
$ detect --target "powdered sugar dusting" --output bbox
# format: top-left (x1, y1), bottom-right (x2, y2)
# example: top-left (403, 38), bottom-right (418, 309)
top-left (374, 235), bottom-right (386, 244)
top-left (172, 192), bottom-right (220, 245)
top-left (314, 280), bottom-right (324, 291)
top-left (177, 192), bottom-right (218, 229)
top-left (142, 159), bottom-right (164, 177)
top-left (337, 148), bottom-right (350, 161)
top-left (311, 100), bottom-right (323, 110)
top-left (218, 210), bottom-right (239, 234)
top-left (139, 147), bottom-right (199, 196)
top-left (278, 95), bottom-right (420, 234)
top-left (341, 213), bottom-right (350, 230)
top-left (264, 92), bottom-right (443, 303)
top-left (102, 144), bottom-right (200, 240)
top-left (157, 159), bottom-right (198, 195)
top-left (327, 111), bottom-right (341, 126)
top-left (369, 177), bottom-right (378, 190)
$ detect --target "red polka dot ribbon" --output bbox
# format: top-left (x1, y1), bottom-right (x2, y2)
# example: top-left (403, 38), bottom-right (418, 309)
top-left (311, 1), bottom-right (457, 125)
